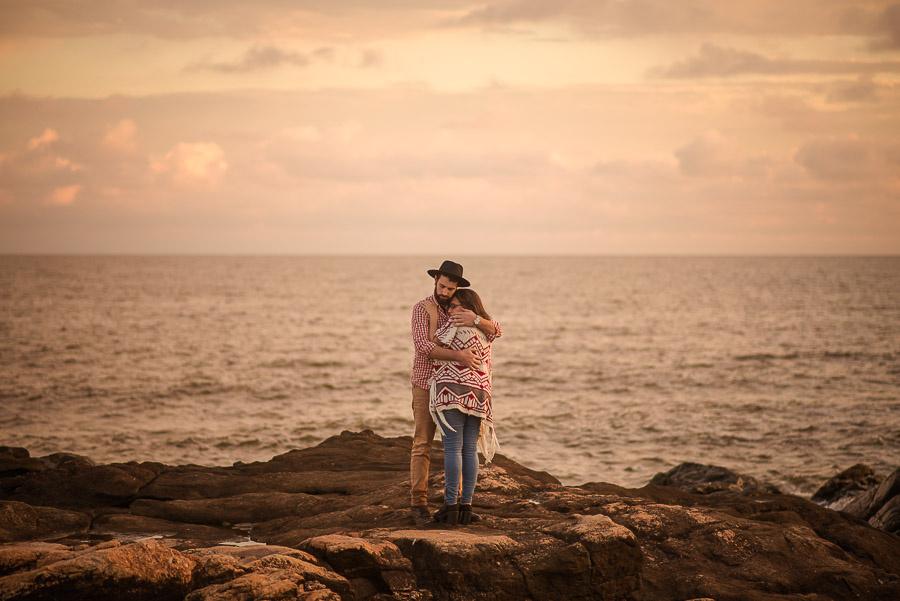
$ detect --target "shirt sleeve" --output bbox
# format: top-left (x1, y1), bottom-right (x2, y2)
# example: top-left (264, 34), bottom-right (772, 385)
top-left (411, 302), bottom-right (437, 356)
top-left (485, 320), bottom-right (502, 343)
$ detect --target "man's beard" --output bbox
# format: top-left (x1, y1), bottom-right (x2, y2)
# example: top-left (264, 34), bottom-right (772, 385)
top-left (434, 286), bottom-right (452, 308)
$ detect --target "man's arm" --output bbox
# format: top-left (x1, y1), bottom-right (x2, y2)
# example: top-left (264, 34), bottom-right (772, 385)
top-left (450, 309), bottom-right (501, 341)
top-left (412, 302), bottom-right (480, 368)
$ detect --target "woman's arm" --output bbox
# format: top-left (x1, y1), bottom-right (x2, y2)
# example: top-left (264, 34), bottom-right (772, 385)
top-left (425, 301), bottom-right (478, 367)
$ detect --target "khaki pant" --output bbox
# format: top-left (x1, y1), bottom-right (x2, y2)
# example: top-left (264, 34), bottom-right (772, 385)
top-left (410, 385), bottom-right (436, 507)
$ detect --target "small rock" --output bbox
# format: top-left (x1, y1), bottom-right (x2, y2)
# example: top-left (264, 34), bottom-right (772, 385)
top-left (300, 534), bottom-right (415, 596)
top-left (0, 501), bottom-right (90, 542)
top-left (185, 544), bottom-right (318, 565)
top-left (811, 464), bottom-right (881, 510)
top-left (387, 529), bottom-right (524, 601)
top-left (39, 452), bottom-right (95, 470)
top-left (6, 463), bottom-right (159, 509)
top-left (844, 468), bottom-right (900, 522)
top-left (0, 539), bottom-right (195, 600)
top-left (0, 448), bottom-right (45, 477)
top-left (130, 492), bottom-right (335, 525)
top-left (90, 513), bottom-right (238, 544)
top-left (649, 462), bottom-right (780, 495)
top-left (0, 542), bottom-right (73, 577)
top-left (185, 553), bottom-right (350, 601)
top-left (544, 513), bottom-right (642, 599)
top-left (189, 552), bottom-right (247, 589)
top-left (870, 495), bottom-right (900, 535)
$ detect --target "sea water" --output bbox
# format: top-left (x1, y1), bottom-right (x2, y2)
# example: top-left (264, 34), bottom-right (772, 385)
top-left (1, 255), bottom-right (898, 495)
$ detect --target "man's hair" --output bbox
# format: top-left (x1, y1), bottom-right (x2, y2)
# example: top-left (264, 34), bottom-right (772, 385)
top-left (454, 289), bottom-right (491, 321)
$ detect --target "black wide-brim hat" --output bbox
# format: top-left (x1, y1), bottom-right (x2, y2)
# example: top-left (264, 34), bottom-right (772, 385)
top-left (427, 260), bottom-right (470, 288)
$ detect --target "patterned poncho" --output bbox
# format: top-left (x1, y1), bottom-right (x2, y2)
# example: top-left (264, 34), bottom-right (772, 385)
top-left (429, 321), bottom-right (499, 462)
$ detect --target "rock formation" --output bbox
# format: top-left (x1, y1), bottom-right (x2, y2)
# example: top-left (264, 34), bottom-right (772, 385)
top-left (811, 464), bottom-right (882, 510)
top-left (812, 465), bottom-right (900, 536)
top-left (0, 432), bottom-right (898, 600)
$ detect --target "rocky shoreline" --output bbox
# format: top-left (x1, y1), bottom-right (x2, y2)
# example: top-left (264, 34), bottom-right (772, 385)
top-left (1, 430), bottom-right (898, 600)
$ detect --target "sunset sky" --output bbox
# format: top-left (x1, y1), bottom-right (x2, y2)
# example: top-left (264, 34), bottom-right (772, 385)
top-left (1, 1), bottom-right (899, 254)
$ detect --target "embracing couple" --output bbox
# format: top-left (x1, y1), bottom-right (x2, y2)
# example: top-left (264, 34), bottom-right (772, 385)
top-left (409, 260), bottom-right (502, 527)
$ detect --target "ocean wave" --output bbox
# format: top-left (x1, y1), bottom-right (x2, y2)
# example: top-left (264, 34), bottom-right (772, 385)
top-left (260, 358), bottom-right (345, 369)
top-left (734, 350), bottom-right (896, 362)
top-left (214, 438), bottom-right (261, 449)
top-left (253, 392), bottom-right (291, 401)
top-left (733, 352), bottom-right (800, 361)
top-left (165, 381), bottom-right (255, 397)
top-left (168, 437), bottom-right (205, 448)
top-left (503, 359), bottom-right (540, 368)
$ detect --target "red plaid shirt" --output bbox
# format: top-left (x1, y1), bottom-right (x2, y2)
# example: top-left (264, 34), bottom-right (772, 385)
top-left (410, 294), bottom-right (502, 389)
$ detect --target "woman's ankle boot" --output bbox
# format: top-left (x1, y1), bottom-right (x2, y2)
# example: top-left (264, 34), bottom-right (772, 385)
top-left (433, 503), bottom-right (459, 525)
top-left (459, 504), bottom-right (479, 524)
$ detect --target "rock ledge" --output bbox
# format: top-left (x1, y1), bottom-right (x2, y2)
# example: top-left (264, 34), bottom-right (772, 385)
top-left (1, 432), bottom-right (898, 601)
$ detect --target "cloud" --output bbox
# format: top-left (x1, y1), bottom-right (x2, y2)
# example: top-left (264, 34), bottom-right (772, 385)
top-left (102, 119), bottom-right (138, 152)
top-left (453, 1), bottom-right (566, 27)
top-left (1, 87), bottom-right (898, 254)
top-left (451, 1), bottom-right (894, 38)
top-left (151, 142), bottom-right (228, 186)
top-left (0, 1), bottom-right (474, 39)
top-left (870, 3), bottom-right (900, 49)
top-left (3, 0), bottom-right (892, 42)
top-left (264, 139), bottom-right (555, 182)
top-left (27, 128), bottom-right (59, 150)
top-left (191, 45), bottom-right (311, 73)
top-left (822, 76), bottom-right (882, 104)
top-left (651, 44), bottom-right (900, 78)
top-left (0, 2), bottom-right (276, 38)
top-left (358, 49), bottom-right (383, 69)
top-left (794, 136), bottom-right (900, 181)
top-left (0, 128), bottom-right (83, 204)
top-left (48, 184), bottom-right (80, 205)
top-left (674, 131), bottom-right (774, 179)
top-left (16, 129), bottom-right (82, 174)
top-left (311, 46), bottom-right (336, 61)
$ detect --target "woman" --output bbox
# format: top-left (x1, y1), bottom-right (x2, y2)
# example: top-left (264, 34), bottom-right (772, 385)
top-left (428, 288), bottom-right (498, 525)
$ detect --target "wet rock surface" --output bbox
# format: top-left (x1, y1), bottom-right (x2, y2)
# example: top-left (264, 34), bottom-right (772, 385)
top-left (811, 464), bottom-right (882, 509)
top-left (0, 432), bottom-right (897, 600)
top-left (649, 462), bottom-right (781, 495)
top-left (808, 465), bottom-right (900, 535)
top-left (842, 469), bottom-right (900, 527)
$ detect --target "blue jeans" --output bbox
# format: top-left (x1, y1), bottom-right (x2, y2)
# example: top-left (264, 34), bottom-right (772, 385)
top-left (438, 409), bottom-right (481, 505)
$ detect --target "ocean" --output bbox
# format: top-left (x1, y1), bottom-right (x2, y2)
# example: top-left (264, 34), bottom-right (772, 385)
top-left (1, 256), bottom-right (898, 496)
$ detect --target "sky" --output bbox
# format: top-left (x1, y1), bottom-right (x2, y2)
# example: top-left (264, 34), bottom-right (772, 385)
top-left (0, 1), bottom-right (899, 254)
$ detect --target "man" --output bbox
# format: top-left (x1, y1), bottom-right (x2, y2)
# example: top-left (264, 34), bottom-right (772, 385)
top-left (409, 259), bottom-right (501, 525)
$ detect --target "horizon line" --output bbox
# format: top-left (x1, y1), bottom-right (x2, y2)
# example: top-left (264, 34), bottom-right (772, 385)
top-left (2, 252), bottom-right (899, 259)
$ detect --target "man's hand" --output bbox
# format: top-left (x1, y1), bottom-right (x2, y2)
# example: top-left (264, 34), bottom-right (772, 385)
top-left (455, 348), bottom-right (481, 369)
top-left (450, 308), bottom-right (478, 327)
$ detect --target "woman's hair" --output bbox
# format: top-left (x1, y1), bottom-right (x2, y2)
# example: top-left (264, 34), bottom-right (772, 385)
top-left (454, 289), bottom-right (491, 321)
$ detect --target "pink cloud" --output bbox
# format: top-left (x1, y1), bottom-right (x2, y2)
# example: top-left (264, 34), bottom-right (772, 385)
top-left (651, 43), bottom-right (900, 78)
top-left (0, 127), bottom-right (84, 205)
top-left (870, 3), bottom-right (900, 49)
top-left (151, 142), bottom-right (228, 186)
top-left (674, 131), bottom-right (774, 179)
top-left (102, 119), bottom-right (138, 153)
top-left (793, 136), bottom-right (897, 181)
top-left (27, 128), bottom-right (59, 151)
top-left (48, 184), bottom-right (80, 205)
